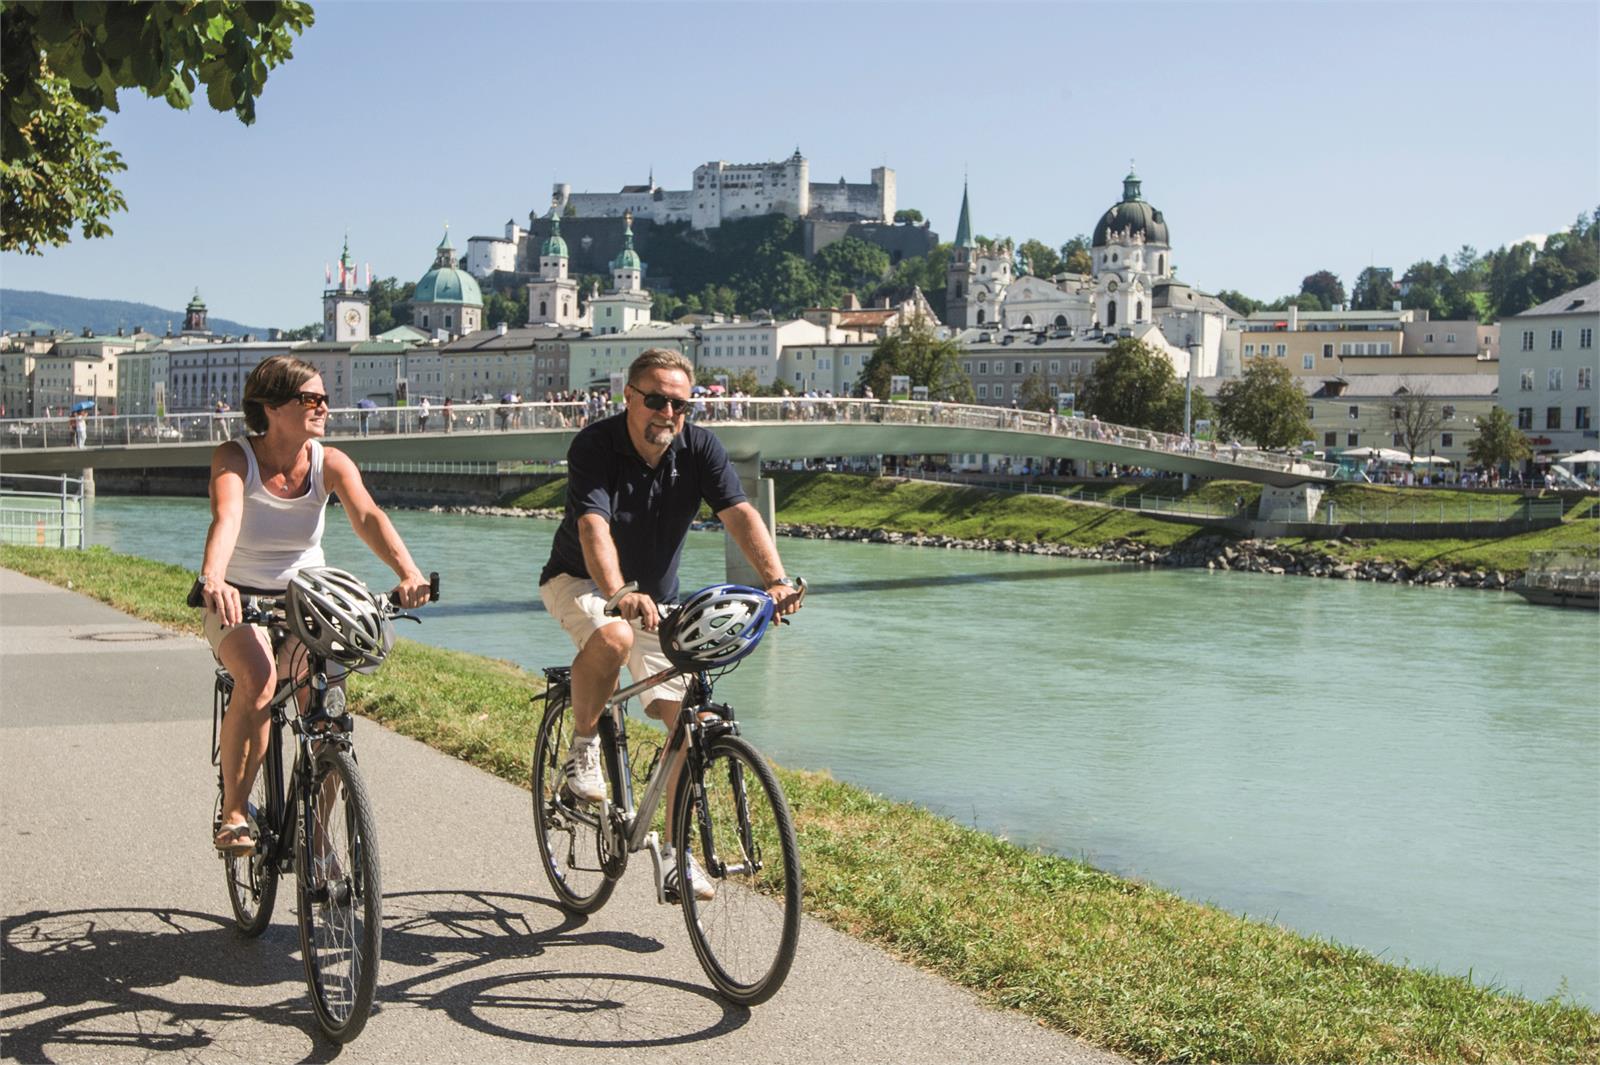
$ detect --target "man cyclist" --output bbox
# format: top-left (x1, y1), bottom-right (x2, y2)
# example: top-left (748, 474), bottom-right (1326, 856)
top-left (539, 348), bottom-right (802, 901)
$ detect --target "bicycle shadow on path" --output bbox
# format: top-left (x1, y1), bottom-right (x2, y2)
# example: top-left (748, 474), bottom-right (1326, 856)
top-left (2, 890), bottom-right (746, 1061)
top-left (381, 888), bottom-right (750, 1049)
top-left (1, 905), bottom-right (341, 1064)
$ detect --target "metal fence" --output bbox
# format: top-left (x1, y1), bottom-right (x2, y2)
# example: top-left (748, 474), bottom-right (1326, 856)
top-left (898, 469), bottom-right (1244, 518)
top-left (0, 472), bottom-right (86, 548)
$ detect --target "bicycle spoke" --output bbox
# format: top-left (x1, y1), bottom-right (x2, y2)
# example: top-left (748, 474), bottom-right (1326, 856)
top-left (531, 690), bottom-right (616, 913)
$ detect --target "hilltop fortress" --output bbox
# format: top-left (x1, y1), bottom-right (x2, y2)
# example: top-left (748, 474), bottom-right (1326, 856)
top-left (555, 149), bottom-right (894, 229)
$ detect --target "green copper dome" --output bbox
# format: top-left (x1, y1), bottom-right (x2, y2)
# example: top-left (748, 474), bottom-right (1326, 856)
top-left (1092, 169), bottom-right (1168, 248)
top-left (612, 212), bottom-right (642, 272)
top-left (541, 215), bottom-right (568, 258)
top-left (414, 227), bottom-right (483, 306)
top-left (186, 288), bottom-right (206, 311)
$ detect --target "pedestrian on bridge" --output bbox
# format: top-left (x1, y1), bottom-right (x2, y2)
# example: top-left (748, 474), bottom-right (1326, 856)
top-left (419, 396), bottom-right (431, 432)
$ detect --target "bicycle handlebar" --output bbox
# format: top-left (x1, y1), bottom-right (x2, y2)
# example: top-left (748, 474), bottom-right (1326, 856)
top-left (185, 571), bottom-right (441, 614)
top-left (602, 577), bottom-right (807, 619)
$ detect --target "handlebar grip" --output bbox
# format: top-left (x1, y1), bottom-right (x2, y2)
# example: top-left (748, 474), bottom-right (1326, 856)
top-left (429, 571), bottom-right (440, 602)
top-left (603, 581), bottom-right (640, 616)
top-left (185, 579), bottom-right (205, 609)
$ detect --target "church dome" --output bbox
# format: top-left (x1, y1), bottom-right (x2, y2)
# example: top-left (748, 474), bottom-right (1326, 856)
top-left (611, 211), bottom-right (642, 271)
top-left (1092, 169), bottom-right (1169, 248)
top-left (541, 215), bottom-right (568, 258)
top-left (414, 229), bottom-right (483, 306)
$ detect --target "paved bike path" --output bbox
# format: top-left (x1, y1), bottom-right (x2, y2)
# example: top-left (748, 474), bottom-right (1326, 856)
top-left (0, 568), bottom-right (1125, 1064)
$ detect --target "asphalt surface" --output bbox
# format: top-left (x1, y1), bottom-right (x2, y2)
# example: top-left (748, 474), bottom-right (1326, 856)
top-left (0, 568), bottom-right (1127, 1064)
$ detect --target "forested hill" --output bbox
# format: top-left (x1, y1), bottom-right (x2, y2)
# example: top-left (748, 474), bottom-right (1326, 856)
top-left (0, 289), bottom-right (265, 338)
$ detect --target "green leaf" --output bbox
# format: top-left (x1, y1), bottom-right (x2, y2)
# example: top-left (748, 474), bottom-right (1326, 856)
top-left (164, 81), bottom-right (192, 109)
top-left (204, 70), bottom-right (232, 112)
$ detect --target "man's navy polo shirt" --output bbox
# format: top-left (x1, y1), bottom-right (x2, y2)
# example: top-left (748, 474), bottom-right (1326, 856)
top-left (539, 412), bottom-right (747, 604)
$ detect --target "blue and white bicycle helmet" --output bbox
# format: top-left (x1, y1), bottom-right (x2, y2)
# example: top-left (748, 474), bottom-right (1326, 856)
top-left (658, 584), bottom-right (774, 671)
top-left (286, 566), bottom-right (394, 674)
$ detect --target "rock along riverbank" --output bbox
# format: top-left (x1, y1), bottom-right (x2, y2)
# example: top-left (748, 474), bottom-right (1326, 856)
top-left (419, 503), bottom-right (1517, 592)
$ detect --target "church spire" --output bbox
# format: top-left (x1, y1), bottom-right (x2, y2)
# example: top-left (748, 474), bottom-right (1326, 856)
top-left (954, 181), bottom-right (974, 249)
top-left (1122, 161), bottom-right (1142, 203)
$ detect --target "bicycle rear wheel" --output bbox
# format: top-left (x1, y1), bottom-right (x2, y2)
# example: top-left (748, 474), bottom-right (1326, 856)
top-left (219, 753), bottom-right (278, 936)
top-left (672, 734), bottom-right (801, 1005)
top-left (531, 688), bottom-right (616, 913)
top-left (296, 744), bottom-right (381, 1043)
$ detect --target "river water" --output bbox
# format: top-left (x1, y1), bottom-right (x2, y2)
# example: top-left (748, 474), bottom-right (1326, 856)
top-left (81, 495), bottom-right (1600, 1006)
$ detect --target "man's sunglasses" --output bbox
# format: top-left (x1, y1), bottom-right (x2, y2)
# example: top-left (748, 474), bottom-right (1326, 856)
top-left (628, 383), bottom-right (690, 414)
top-left (286, 391), bottom-right (329, 409)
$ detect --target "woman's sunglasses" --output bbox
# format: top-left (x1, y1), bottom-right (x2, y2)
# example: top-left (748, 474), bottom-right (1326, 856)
top-left (286, 391), bottom-right (329, 410)
top-left (627, 383), bottom-right (690, 414)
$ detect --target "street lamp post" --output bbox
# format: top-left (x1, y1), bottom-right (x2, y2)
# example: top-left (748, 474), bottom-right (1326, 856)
top-left (1184, 338), bottom-right (1198, 489)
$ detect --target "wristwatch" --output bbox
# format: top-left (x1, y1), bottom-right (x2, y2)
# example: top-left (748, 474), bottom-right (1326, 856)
top-left (771, 578), bottom-right (797, 588)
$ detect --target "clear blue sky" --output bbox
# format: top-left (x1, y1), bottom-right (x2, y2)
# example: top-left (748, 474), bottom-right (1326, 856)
top-left (3, 1), bottom-right (1596, 330)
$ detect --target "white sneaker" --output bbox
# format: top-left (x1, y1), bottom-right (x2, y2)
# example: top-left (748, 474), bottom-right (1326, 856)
top-left (562, 742), bottom-right (605, 803)
top-left (664, 848), bottom-right (716, 902)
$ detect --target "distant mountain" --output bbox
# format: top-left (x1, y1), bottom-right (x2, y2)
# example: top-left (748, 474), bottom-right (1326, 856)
top-left (0, 289), bottom-right (268, 339)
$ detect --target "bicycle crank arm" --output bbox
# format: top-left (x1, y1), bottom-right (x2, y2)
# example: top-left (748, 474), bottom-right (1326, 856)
top-left (643, 832), bottom-right (668, 905)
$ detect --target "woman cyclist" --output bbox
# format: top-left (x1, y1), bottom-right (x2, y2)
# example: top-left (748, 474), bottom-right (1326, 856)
top-left (197, 355), bottom-right (430, 855)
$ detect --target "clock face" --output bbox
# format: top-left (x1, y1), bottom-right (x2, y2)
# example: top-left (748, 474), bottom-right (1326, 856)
top-left (1107, 280), bottom-right (1119, 293)
top-left (344, 308), bottom-right (361, 326)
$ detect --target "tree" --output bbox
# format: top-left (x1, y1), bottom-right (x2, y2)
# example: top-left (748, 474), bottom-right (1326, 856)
top-left (1389, 387), bottom-right (1445, 462)
top-left (893, 208), bottom-right (923, 224)
top-left (862, 319), bottom-right (973, 402)
top-left (483, 287), bottom-right (527, 329)
top-left (1215, 357), bottom-right (1312, 450)
top-left (1060, 234), bottom-right (1092, 275)
top-left (1018, 373), bottom-right (1054, 412)
top-left (367, 277), bottom-right (416, 335)
top-left (279, 322), bottom-right (321, 341)
top-left (1215, 289), bottom-right (1261, 316)
top-left (1351, 266), bottom-right (1396, 310)
top-left (2, 1), bottom-right (314, 253)
top-left (812, 237), bottom-right (887, 305)
top-left (1079, 337), bottom-right (1187, 433)
top-left (1299, 270), bottom-right (1345, 310)
top-left (1466, 406), bottom-right (1531, 471)
top-left (1016, 239), bottom-right (1061, 278)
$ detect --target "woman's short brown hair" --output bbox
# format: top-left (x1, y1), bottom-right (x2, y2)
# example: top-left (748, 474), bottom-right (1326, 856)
top-left (241, 355), bottom-right (320, 433)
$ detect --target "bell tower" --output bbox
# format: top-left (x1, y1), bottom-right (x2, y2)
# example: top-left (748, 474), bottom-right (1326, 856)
top-left (322, 234), bottom-right (371, 342)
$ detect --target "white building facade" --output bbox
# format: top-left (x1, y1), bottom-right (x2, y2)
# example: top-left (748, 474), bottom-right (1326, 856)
top-left (1498, 282), bottom-right (1599, 457)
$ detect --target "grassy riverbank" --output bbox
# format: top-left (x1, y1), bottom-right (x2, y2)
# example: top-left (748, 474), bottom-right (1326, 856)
top-left (506, 471), bottom-right (1600, 574)
top-left (4, 544), bottom-right (1595, 1064)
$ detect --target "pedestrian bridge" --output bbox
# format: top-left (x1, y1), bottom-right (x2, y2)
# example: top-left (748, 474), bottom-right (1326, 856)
top-left (0, 398), bottom-right (1336, 492)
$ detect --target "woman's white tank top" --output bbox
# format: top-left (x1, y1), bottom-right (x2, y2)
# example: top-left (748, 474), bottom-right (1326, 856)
top-left (226, 438), bottom-right (329, 590)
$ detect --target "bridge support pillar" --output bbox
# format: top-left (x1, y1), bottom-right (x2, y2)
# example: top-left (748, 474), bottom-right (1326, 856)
top-left (1257, 481), bottom-right (1322, 523)
top-left (81, 468), bottom-right (95, 498)
top-left (726, 455), bottom-right (775, 585)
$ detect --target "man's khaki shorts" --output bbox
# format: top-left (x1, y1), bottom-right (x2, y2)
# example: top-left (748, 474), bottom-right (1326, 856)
top-left (539, 572), bottom-right (688, 707)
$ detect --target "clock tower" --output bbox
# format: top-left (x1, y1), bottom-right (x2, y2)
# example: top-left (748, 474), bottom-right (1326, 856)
top-left (322, 235), bottom-right (371, 342)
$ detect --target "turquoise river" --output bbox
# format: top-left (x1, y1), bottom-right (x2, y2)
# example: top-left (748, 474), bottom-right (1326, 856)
top-left (77, 495), bottom-right (1600, 1007)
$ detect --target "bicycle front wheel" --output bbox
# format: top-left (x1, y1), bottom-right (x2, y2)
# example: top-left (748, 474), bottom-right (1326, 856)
top-left (531, 688), bottom-right (616, 913)
top-left (673, 735), bottom-right (801, 1005)
top-left (296, 744), bottom-right (381, 1043)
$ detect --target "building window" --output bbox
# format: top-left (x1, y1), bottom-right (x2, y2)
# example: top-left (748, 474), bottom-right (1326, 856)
top-left (1442, 404), bottom-right (1455, 420)
top-left (1070, 359), bottom-right (1081, 375)
top-left (1425, 333), bottom-right (1434, 343)
top-left (1549, 367), bottom-right (1563, 391)
top-left (1244, 344), bottom-right (1254, 356)
top-left (1521, 330), bottom-right (1534, 351)
top-left (977, 384), bottom-right (988, 399)
top-left (1049, 361), bottom-right (1060, 373)
top-left (1276, 343), bottom-right (1287, 357)
top-left (1392, 432), bottom-right (1405, 447)
top-left (1013, 362), bottom-right (1022, 374)
top-left (1577, 407), bottom-right (1593, 430)
top-left (1521, 369), bottom-right (1535, 391)
top-left (1550, 329), bottom-right (1563, 350)
top-left (1582, 327), bottom-right (1593, 349)
top-left (1348, 405), bottom-right (1360, 419)
top-left (1324, 431), bottom-right (1337, 447)
top-left (1441, 433), bottom-right (1453, 447)
top-left (1347, 432), bottom-right (1359, 446)
top-left (1579, 366), bottom-right (1593, 390)
top-left (1446, 333), bottom-right (1456, 343)
top-left (1303, 354), bottom-right (1314, 369)
top-left (978, 361), bottom-right (988, 374)
top-left (1323, 343), bottom-right (1334, 358)
top-left (1546, 407), bottom-right (1562, 429)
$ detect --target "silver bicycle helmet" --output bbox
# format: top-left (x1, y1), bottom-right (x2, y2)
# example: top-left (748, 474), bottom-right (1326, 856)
top-left (658, 584), bottom-right (774, 671)
top-left (285, 566), bottom-right (394, 674)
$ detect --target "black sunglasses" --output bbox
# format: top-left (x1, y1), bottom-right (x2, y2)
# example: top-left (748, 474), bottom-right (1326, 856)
top-left (286, 391), bottom-right (329, 409)
top-left (628, 383), bottom-right (690, 414)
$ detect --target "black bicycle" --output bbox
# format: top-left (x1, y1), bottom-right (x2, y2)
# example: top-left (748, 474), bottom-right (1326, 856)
top-left (531, 580), bottom-right (805, 1006)
top-left (190, 570), bottom-right (437, 1042)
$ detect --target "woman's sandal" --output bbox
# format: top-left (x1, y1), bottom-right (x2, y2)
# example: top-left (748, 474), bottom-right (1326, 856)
top-left (214, 822), bottom-right (256, 856)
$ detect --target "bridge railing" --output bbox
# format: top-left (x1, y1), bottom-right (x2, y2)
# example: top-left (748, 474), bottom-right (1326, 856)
top-left (0, 472), bottom-right (86, 548)
top-left (0, 397), bottom-right (1337, 479)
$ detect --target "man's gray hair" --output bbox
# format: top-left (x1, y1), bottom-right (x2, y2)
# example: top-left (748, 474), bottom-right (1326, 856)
top-left (628, 348), bottom-right (694, 386)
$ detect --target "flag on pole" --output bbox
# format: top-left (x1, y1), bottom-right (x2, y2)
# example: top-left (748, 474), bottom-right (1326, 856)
top-left (365, 263), bottom-right (372, 288)
top-left (325, 263), bottom-right (332, 284)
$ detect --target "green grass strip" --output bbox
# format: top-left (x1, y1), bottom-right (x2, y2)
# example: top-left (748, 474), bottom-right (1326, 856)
top-left (3, 545), bottom-right (1595, 1063)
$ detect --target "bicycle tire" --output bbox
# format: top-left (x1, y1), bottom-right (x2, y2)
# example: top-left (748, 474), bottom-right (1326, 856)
top-left (219, 751), bottom-right (279, 936)
top-left (530, 688), bottom-right (617, 914)
top-left (672, 734), bottom-right (801, 1005)
top-left (296, 744), bottom-right (381, 1043)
